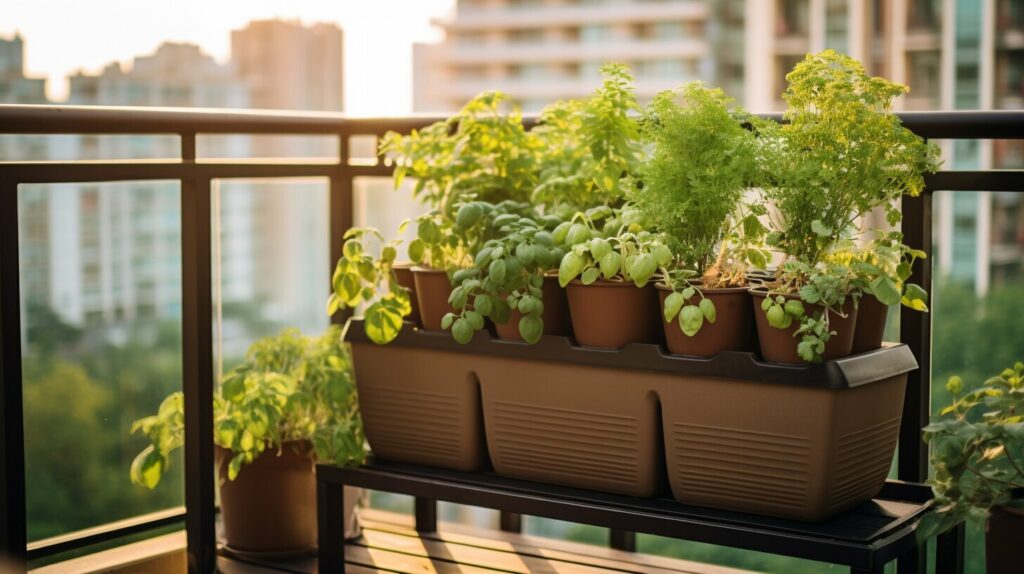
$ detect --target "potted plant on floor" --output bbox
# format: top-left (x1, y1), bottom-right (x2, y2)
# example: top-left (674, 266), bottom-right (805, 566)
top-left (130, 327), bottom-right (366, 557)
top-left (328, 225), bottom-right (413, 344)
top-left (924, 362), bottom-right (1024, 573)
top-left (756, 50), bottom-right (940, 363)
top-left (633, 81), bottom-right (769, 356)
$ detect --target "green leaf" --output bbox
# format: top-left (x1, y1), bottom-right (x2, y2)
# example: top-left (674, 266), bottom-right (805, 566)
top-left (699, 298), bottom-right (716, 324)
top-left (811, 220), bottom-right (832, 237)
top-left (474, 294), bottom-right (493, 316)
top-left (681, 286), bottom-right (695, 300)
top-left (559, 252), bottom-right (585, 287)
top-left (783, 299), bottom-right (805, 318)
top-left (627, 253), bottom-right (657, 287)
top-left (581, 267), bottom-right (600, 285)
top-left (365, 301), bottom-right (403, 344)
top-left (599, 251), bottom-right (621, 279)
top-left (515, 242), bottom-right (535, 264)
top-left (455, 203), bottom-right (484, 229)
top-left (343, 239), bottom-right (362, 259)
top-left (679, 305), bottom-right (704, 337)
top-left (519, 314), bottom-right (543, 344)
top-left (902, 283), bottom-right (929, 311)
top-left (452, 318), bottom-right (473, 344)
top-left (663, 292), bottom-right (684, 322)
top-left (129, 446), bottom-right (165, 489)
top-left (767, 305), bottom-right (792, 329)
top-left (871, 276), bottom-right (901, 306)
top-left (408, 239), bottom-right (425, 263)
top-left (441, 312), bottom-right (456, 330)
top-left (590, 238), bottom-right (611, 260)
top-left (465, 310), bottom-right (484, 331)
top-left (489, 259), bottom-right (507, 284)
top-left (566, 223), bottom-right (591, 246)
top-left (417, 218), bottom-right (439, 244)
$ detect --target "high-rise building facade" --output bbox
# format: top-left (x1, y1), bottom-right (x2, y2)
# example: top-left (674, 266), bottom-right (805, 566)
top-left (413, 0), bottom-right (740, 112)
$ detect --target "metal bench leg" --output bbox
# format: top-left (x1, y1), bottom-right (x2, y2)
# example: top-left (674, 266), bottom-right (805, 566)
top-left (609, 529), bottom-right (636, 552)
top-left (898, 545), bottom-right (926, 574)
top-left (317, 476), bottom-right (346, 574)
top-left (499, 511), bottom-right (523, 533)
top-left (934, 523), bottom-right (966, 574)
top-left (415, 497), bottom-right (438, 532)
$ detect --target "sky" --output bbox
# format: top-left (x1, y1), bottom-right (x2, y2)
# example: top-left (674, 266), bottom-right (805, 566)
top-left (2, 0), bottom-right (455, 115)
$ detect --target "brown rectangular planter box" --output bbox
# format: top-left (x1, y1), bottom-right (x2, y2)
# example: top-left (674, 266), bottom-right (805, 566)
top-left (349, 338), bottom-right (487, 472)
top-left (345, 320), bottom-right (916, 520)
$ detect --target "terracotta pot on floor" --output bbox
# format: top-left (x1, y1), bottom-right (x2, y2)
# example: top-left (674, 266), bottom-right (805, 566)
top-left (565, 280), bottom-right (660, 349)
top-left (411, 267), bottom-right (454, 331)
top-left (216, 441), bottom-right (360, 557)
top-left (850, 294), bottom-right (888, 354)
top-left (657, 284), bottom-right (753, 357)
top-left (750, 288), bottom-right (858, 364)
top-left (987, 505), bottom-right (1024, 574)
top-left (392, 262), bottom-right (421, 327)
top-left (494, 275), bottom-right (572, 340)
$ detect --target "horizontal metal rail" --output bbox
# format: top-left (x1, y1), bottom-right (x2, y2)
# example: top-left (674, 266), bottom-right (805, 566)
top-left (26, 508), bottom-right (186, 561)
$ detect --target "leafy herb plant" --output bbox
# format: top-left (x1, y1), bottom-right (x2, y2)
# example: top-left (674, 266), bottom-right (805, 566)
top-left (556, 206), bottom-right (672, 289)
top-left (328, 226), bottom-right (412, 345)
top-left (129, 327), bottom-right (365, 488)
top-left (922, 362), bottom-right (1024, 536)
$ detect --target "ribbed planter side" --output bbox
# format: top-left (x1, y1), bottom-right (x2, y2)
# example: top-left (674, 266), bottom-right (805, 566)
top-left (352, 343), bottom-right (487, 471)
top-left (476, 357), bottom-right (661, 497)
top-left (656, 373), bottom-right (906, 521)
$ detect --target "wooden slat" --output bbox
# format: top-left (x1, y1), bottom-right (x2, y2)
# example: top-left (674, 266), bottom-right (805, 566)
top-left (359, 509), bottom-right (753, 574)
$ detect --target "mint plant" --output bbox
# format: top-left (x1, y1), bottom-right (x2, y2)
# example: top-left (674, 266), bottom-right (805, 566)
top-left (556, 206), bottom-right (672, 289)
top-left (327, 225), bottom-right (412, 345)
top-left (922, 362), bottom-right (1024, 536)
top-left (532, 63), bottom-right (642, 213)
top-left (380, 91), bottom-right (537, 214)
top-left (130, 327), bottom-right (365, 488)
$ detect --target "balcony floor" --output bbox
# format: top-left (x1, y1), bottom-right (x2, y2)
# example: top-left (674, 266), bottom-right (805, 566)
top-left (218, 508), bottom-right (752, 574)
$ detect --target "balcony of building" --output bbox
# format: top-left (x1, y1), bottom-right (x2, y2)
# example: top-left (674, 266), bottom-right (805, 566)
top-left (1, 104), bottom-right (1023, 574)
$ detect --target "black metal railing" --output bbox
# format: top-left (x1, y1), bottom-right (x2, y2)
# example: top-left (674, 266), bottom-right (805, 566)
top-left (0, 104), bottom-right (1022, 573)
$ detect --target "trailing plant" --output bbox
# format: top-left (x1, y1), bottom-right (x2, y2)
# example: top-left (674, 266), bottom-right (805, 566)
top-left (759, 260), bottom-right (859, 362)
top-left (380, 91), bottom-right (538, 214)
top-left (922, 361), bottom-right (1024, 537)
top-left (129, 327), bottom-right (365, 488)
top-left (556, 206), bottom-right (671, 289)
top-left (532, 63), bottom-right (642, 213)
top-left (443, 212), bottom-right (567, 344)
top-left (327, 225), bottom-right (412, 345)
top-left (761, 50), bottom-right (941, 267)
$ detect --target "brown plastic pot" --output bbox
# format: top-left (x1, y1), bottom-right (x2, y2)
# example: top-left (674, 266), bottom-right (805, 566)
top-left (215, 441), bottom-right (360, 557)
top-left (494, 275), bottom-right (572, 340)
top-left (751, 289), bottom-right (859, 364)
top-left (565, 280), bottom-right (660, 349)
top-left (351, 342), bottom-right (487, 471)
top-left (657, 284), bottom-right (753, 357)
top-left (987, 505), bottom-right (1024, 574)
top-left (412, 266), bottom-right (454, 331)
top-left (851, 294), bottom-right (888, 354)
top-left (392, 262), bottom-right (421, 327)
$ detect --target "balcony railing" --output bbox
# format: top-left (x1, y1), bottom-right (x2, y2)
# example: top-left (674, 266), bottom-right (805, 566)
top-left (1, 104), bottom-right (1023, 573)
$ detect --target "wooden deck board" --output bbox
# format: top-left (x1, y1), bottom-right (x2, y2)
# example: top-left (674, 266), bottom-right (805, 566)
top-left (219, 508), bottom-right (754, 574)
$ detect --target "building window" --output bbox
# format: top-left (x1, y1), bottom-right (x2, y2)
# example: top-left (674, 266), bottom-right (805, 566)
top-left (777, 0), bottom-right (810, 37)
top-left (997, 49), bottom-right (1024, 108)
top-left (580, 24), bottom-right (613, 43)
top-left (997, 0), bottom-right (1024, 30)
top-left (509, 28), bottom-right (545, 43)
top-left (825, 0), bottom-right (849, 52)
top-left (908, 0), bottom-right (942, 31)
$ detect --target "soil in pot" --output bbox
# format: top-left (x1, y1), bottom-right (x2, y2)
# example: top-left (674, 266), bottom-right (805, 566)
top-left (657, 284), bottom-right (753, 357)
top-left (412, 267), bottom-right (454, 331)
top-left (850, 294), bottom-right (888, 354)
top-left (565, 280), bottom-right (660, 349)
top-left (494, 275), bottom-right (572, 340)
top-left (751, 289), bottom-right (859, 364)
top-left (215, 441), bottom-right (359, 556)
top-left (987, 505), bottom-right (1024, 574)
top-left (392, 263), bottom-right (421, 326)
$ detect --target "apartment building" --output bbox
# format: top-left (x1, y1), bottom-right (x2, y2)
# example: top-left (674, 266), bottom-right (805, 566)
top-left (413, 0), bottom-right (741, 112)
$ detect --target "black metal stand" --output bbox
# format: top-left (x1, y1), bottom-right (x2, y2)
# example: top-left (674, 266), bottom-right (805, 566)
top-left (317, 459), bottom-right (963, 574)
